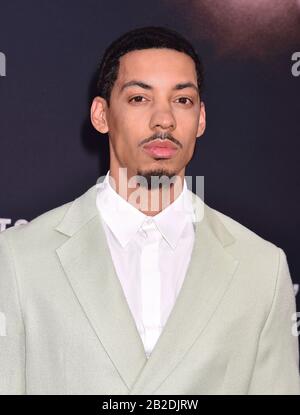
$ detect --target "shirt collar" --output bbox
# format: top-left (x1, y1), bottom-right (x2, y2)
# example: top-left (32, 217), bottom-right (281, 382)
top-left (96, 170), bottom-right (195, 250)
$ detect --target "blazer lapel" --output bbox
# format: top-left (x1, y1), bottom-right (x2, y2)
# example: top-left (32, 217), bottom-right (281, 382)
top-left (129, 194), bottom-right (240, 394)
top-left (55, 184), bottom-right (148, 392)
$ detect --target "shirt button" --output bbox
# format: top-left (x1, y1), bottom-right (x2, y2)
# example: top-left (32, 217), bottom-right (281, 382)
top-left (141, 219), bottom-right (156, 237)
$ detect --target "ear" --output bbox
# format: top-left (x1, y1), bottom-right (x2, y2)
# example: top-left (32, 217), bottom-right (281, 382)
top-left (196, 101), bottom-right (206, 138)
top-left (90, 96), bottom-right (109, 134)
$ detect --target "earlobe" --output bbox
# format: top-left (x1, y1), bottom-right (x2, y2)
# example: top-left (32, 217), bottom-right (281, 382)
top-left (90, 97), bottom-right (109, 134)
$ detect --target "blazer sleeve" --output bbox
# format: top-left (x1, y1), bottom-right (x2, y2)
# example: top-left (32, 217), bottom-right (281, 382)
top-left (247, 247), bottom-right (300, 394)
top-left (0, 232), bottom-right (26, 394)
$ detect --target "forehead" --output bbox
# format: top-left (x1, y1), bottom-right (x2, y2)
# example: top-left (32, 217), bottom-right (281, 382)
top-left (115, 48), bottom-right (197, 88)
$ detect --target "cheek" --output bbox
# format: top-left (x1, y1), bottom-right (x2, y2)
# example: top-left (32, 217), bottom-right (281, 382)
top-left (176, 111), bottom-right (199, 139)
top-left (114, 108), bottom-right (145, 136)
top-left (175, 114), bottom-right (198, 152)
top-left (121, 113), bottom-right (150, 146)
top-left (109, 114), bottom-right (131, 146)
top-left (109, 116), bottom-right (143, 155)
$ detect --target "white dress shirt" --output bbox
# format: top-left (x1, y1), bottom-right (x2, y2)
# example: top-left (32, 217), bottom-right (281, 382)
top-left (96, 171), bottom-right (196, 358)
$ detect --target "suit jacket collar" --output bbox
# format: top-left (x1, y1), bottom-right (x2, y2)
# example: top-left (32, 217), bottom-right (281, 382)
top-left (55, 179), bottom-right (239, 394)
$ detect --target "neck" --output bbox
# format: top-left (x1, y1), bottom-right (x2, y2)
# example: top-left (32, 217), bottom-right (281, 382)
top-left (109, 167), bottom-right (185, 216)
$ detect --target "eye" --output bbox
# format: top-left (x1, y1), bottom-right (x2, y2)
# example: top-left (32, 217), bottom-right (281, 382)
top-left (175, 97), bottom-right (193, 105)
top-left (128, 95), bottom-right (147, 103)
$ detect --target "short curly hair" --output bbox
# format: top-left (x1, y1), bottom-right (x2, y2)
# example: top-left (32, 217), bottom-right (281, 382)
top-left (96, 26), bottom-right (204, 106)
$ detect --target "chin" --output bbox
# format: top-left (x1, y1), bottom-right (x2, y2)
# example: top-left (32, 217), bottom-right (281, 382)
top-left (135, 167), bottom-right (181, 190)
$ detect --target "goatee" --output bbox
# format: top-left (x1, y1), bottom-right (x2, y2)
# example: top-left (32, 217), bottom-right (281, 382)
top-left (136, 168), bottom-right (178, 190)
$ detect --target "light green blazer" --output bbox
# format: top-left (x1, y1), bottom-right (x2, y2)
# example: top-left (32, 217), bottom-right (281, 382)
top-left (0, 180), bottom-right (299, 395)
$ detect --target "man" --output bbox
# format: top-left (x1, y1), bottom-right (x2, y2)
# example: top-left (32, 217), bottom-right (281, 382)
top-left (0, 26), bottom-right (299, 395)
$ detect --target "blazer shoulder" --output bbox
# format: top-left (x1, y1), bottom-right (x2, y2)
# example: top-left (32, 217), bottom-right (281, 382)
top-left (1, 200), bottom-right (70, 237)
top-left (205, 205), bottom-right (293, 312)
top-left (0, 182), bottom-right (99, 255)
top-left (1, 182), bottom-right (98, 244)
top-left (205, 204), bottom-right (284, 278)
top-left (208, 204), bottom-right (279, 251)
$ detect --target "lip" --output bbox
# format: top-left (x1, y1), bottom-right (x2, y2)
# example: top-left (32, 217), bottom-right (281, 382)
top-left (142, 140), bottom-right (179, 159)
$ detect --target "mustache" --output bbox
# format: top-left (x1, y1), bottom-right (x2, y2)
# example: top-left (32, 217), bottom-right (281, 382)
top-left (139, 132), bottom-right (183, 148)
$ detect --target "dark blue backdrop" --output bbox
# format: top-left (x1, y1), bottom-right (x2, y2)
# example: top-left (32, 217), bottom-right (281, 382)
top-left (1, 0), bottom-right (299, 348)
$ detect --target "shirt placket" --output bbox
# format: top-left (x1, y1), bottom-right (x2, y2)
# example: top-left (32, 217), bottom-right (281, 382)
top-left (140, 220), bottom-right (162, 357)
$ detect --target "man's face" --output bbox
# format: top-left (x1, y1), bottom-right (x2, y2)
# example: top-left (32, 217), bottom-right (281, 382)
top-left (91, 48), bottom-right (206, 183)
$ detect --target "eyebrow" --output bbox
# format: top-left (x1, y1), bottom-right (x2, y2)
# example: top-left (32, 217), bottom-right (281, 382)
top-left (119, 80), bottom-right (199, 94)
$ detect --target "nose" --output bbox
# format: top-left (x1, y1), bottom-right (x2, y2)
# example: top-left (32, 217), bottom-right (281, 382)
top-left (149, 103), bottom-right (176, 131)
